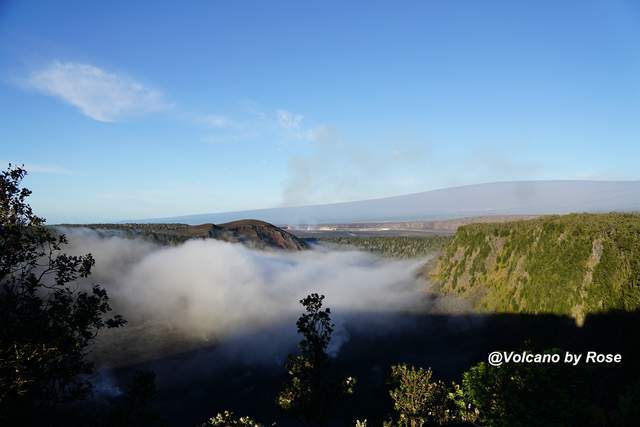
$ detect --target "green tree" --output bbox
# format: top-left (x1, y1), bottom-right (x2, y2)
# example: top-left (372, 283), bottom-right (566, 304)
top-left (277, 293), bottom-right (356, 425)
top-left (462, 356), bottom-right (602, 426)
top-left (0, 165), bottom-right (125, 422)
top-left (387, 364), bottom-right (476, 427)
top-left (389, 364), bottom-right (439, 427)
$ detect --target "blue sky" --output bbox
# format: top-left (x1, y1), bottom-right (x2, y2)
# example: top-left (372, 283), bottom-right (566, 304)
top-left (1, 0), bottom-right (639, 223)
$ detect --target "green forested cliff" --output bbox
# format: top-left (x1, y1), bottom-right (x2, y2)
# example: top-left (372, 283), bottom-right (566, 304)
top-left (432, 213), bottom-right (640, 323)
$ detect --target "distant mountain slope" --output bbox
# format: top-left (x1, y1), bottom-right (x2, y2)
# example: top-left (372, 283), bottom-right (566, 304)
top-left (430, 213), bottom-right (640, 324)
top-left (134, 181), bottom-right (640, 225)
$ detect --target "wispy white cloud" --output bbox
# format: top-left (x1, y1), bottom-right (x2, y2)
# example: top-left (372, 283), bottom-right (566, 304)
top-left (24, 61), bottom-right (327, 142)
top-left (2, 160), bottom-right (73, 175)
top-left (27, 61), bottom-right (169, 122)
top-left (276, 109), bottom-right (304, 130)
top-left (200, 132), bottom-right (255, 145)
top-left (296, 125), bottom-right (329, 142)
top-left (197, 114), bottom-right (233, 128)
top-left (274, 108), bottom-right (327, 141)
top-left (198, 105), bottom-right (328, 144)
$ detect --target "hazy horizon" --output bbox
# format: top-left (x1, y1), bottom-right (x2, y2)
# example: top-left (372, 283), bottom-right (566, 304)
top-left (110, 180), bottom-right (640, 225)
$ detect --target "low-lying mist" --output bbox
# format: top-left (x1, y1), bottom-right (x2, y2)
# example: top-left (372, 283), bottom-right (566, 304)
top-left (58, 228), bottom-right (469, 369)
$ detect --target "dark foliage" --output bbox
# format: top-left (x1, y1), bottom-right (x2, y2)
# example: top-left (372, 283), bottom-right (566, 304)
top-left (105, 370), bottom-right (164, 427)
top-left (462, 352), bottom-right (600, 426)
top-left (0, 165), bottom-right (125, 422)
top-left (277, 293), bottom-right (355, 425)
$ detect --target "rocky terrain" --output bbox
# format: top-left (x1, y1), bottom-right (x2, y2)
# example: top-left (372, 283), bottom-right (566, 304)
top-left (212, 219), bottom-right (309, 250)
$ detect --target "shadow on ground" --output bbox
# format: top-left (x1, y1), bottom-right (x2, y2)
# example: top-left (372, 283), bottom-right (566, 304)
top-left (77, 308), bottom-right (640, 426)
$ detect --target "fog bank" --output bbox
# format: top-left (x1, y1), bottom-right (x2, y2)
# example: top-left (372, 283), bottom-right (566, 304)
top-left (59, 228), bottom-right (466, 366)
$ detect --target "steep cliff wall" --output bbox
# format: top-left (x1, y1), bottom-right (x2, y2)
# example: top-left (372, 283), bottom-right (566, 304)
top-left (431, 213), bottom-right (640, 324)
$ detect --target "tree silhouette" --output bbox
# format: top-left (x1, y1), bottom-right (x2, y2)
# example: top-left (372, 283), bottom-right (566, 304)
top-left (277, 293), bottom-right (355, 425)
top-left (0, 165), bottom-right (125, 422)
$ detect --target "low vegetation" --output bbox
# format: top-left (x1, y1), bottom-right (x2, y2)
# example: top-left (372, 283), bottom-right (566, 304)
top-left (62, 223), bottom-right (209, 245)
top-left (60, 220), bottom-right (309, 251)
top-left (385, 364), bottom-right (477, 426)
top-left (461, 353), bottom-right (596, 426)
top-left (200, 410), bottom-right (263, 427)
top-left (321, 236), bottom-right (451, 259)
top-left (432, 214), bottom-right (640, 322)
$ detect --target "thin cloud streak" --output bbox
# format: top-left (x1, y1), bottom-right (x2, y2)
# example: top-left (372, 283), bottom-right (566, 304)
top-left (27, 61), bottom-right (169, 122)
top-left (199, 105), bottom-right (328, 144)
top-left (24, 61), bottom-right (326, 145)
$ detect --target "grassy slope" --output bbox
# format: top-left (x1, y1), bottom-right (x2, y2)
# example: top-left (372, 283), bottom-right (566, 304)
top-left (431, 213), bottom-right (640, 323)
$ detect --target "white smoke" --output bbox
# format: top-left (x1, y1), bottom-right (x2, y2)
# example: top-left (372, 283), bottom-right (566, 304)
top-left (118, 239), bottom-right (424, 336)
top-left (58, 228), bottom-right (464, 367)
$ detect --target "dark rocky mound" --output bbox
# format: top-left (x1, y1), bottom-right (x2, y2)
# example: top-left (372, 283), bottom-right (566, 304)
top-left (209, 219), bottom-right (309, 251)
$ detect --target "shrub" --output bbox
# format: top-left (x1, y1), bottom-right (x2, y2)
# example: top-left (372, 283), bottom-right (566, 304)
top-left (387, 364), bottom-right (477, 426)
